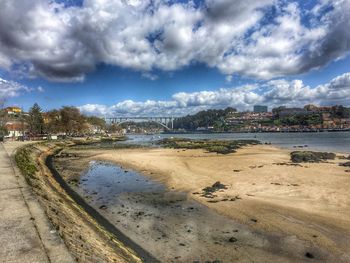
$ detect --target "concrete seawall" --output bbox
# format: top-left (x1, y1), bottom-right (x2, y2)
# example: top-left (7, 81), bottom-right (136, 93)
top-left (10, 141), bottom-right (149, 262)
top-left (0, 141), bottom-right (74, 263)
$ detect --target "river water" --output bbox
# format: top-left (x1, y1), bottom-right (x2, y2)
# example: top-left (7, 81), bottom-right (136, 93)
top-left (123, 131), bottom-right (350, 153)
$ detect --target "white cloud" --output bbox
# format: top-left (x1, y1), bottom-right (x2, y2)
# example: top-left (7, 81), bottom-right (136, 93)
top-left (79, 72), bottom-right (350, 117)
top-left (37, 86), bottom-right (45, 92)
top-left (141, 72), bottom-right (159, 81)
top-left (0, 0), bottom-right (349, 81)
top-left (225, 75), bottom-right (233, 83)
top-left (0, 77), bottom-right (30, 99)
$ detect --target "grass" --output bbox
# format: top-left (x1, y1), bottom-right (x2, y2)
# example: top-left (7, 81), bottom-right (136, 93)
top-left (158, 138), bottom-right (260, 154)
top-left (15, 147), bottom-right (37, 177)
top-left (15, 146), bottom-right (38, 182)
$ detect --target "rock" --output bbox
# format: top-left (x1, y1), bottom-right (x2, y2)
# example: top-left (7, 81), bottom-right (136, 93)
top-left (136, 211), bottom-right (145, 217)
top-left (202, 181), bottom-right (228, 197)
top-left (250, 218), bottom-right (258, 223)
top-left (291, 151), bottom-right (336, 163)
top-left (339, 162), bottom-right (350, 167)
top-left (271, 182), bottom-right (281, 185)
top-left (99, 205), bottom-right (107, 210)
top-left (305, 252), bottom-right (314, 259)
top-left (228, 237), bottom-right (238, 243)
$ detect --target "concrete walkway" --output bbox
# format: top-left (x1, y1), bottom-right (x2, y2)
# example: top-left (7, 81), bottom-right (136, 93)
top-left (0, 142), bottom-right (74, 263)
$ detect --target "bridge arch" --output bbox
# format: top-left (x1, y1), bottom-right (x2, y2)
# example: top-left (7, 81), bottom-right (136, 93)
top-left (105, 116), bottom-right (176, 131)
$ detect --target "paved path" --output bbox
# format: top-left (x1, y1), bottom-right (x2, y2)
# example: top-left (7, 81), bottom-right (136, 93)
top-left (0, 142), bottom-right (74, 263)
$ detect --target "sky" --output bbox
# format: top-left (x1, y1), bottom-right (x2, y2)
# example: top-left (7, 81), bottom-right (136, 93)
top-left (0, 0), bottom-right (350, 117)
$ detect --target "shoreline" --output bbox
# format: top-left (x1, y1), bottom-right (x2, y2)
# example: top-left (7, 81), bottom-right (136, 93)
top-left (14, 142), bottom-right (147, 263)
top-left (55, 143), bottom-right (350, 262)
top-left (161, 129), bottom-right (350, 134)
top-left (124, 131), bottom-right (350, 154)
top-left (46, 150), bottom-right (159, 263)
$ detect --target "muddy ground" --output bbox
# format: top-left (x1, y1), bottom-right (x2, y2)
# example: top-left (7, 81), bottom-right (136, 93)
top-left (53, 146), bottom-right (350, 263)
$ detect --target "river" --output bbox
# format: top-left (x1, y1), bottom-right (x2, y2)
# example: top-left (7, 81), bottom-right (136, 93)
top-left (123, 131), bottom-right (350, 153)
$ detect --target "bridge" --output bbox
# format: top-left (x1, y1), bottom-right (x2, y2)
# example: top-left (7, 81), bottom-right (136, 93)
top-left (105, 116), bottom-right (177, 130)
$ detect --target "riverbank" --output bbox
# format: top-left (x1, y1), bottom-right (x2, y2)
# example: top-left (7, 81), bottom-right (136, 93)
top-left (14, 141), bottom-right (145, 262)
top-left (55, 143), bottom-right (350, 262)
top-left (0, 142), bottom-right (74, 263)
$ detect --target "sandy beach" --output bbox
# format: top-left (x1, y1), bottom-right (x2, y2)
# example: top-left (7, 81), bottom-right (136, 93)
top-left (55, 144), bottom-right (350, 262)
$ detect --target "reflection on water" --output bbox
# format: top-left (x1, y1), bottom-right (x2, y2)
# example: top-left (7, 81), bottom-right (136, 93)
top-left (123, 131), bottom-right (350, 153)
top-left (79, 161), bottom-right (165, 197)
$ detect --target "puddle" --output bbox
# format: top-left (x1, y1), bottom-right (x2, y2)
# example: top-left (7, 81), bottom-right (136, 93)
top-left (79, 161), bottom-right (165, 197)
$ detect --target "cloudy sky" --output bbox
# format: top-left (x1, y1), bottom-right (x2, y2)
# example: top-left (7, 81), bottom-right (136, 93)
top-left (0, 0), bottom-right (350, 116)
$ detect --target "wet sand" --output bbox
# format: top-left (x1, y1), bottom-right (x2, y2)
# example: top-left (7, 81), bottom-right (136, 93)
top-left (54, 145), bottom-right (350, 262)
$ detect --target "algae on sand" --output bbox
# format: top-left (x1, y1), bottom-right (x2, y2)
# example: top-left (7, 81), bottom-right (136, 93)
top-left (158, 138), bottom-right (260, 154)
top-left (290, 151), bottom-right (336, 163)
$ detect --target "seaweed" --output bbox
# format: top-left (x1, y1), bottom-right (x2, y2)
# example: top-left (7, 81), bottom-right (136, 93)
top-left (290, 151), bottom-right (336, 163)
top-left (158, 138), bottom-right (260, 154)
top-left (339, 162), bottom-right (350, 167)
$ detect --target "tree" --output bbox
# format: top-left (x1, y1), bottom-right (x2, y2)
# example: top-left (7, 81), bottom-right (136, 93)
top-left (44, 109), bottom-right (61, 134)
top-left (59, 106), bottom-right (86, 135)
top-left (173, 107), bottom-right (237, 131)
top-left (28, 103), bottom-right (44, 134)
top-left (86, 116), bottom-right (106, 130)
top-left (0, 99), bottom-right (8, 137)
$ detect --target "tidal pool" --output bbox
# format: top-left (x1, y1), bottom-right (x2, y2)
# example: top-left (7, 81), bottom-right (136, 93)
top-left (79, 161), bottom-right (166, 197)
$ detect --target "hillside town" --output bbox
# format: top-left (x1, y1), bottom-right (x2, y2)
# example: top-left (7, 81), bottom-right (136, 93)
top-left (172, 104), bottom-right (350, 133)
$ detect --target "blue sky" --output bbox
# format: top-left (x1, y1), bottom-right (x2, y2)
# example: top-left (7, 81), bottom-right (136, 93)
top-left (0, 0), bottom-right (350, 116)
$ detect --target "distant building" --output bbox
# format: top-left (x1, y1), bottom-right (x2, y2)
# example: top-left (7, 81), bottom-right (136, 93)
top-left (277, 108), bottom-right (310, 117)
top-left (5, 121), bottom-right (28, 138)
top-left (5, 106), bottom-right (22, 115)
top-left (253, 105), bottom-right (268, 113)
top-left (225, 112), bottom-right (272, 124)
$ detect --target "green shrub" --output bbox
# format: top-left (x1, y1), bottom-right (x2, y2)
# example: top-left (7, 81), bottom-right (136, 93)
top-left (15, 147), bottom-right (38, 178)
